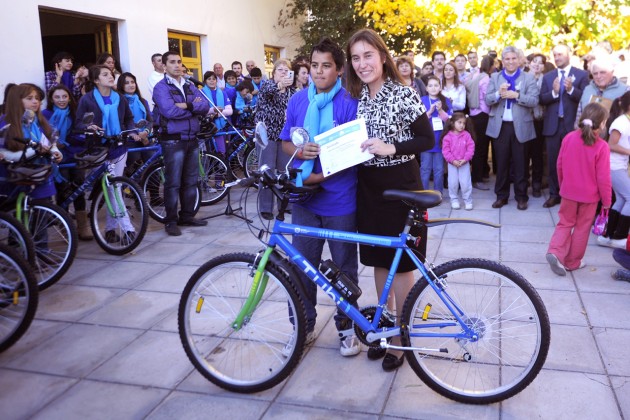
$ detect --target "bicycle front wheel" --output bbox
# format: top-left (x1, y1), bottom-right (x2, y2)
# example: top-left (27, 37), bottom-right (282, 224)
top-left (198, 152), bottom-right (229, 206)
top-left (401, 258), bottom-right (550, 404)
top-left (91, 176), bottom-right (148, 255)
top-left (178, 252), bottom-right (307, 393)
top-left (0, 243), bottom-right (38, 353)
top-left (141, 163), bottom-right (201, 223)
top-left (16, 203), bottom-right (77, 290)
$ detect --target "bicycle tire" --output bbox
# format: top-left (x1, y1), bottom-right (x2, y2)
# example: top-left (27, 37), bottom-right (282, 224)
top-left (178, 252), bottom-right (307, 393)
top-left (0, 211), bottom-right (36, 266)
top-left (401, 258), bottom-right (550, 404)
top-left (0, 243), bottom-right (38, 353)
top-left (140, 163), bottom-right (201, 224)
top-left (243, 145), bottom-right (259, 179)
top-left (13, 202), bottom-right (77, 290)
top-left (198, 151), bottom-right (229, 206)
top-left (90, 176), bottom-right (148, 255)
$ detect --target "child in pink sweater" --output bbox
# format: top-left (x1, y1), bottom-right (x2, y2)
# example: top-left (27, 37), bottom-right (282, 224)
top-left (546, 103), bottom-right (612, 275)
top-left (441, 112), bottom-right (476, 210)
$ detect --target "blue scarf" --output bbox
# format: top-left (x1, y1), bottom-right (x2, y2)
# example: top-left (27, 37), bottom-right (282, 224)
top-left (501, 68), bottom-right (521, 109)
top-left (93, 89), bottom-right (121, 136)
top-left (203, 86), bottom-right (226, 130)
top-left (250, 80), bottom-right (261, 107)
top-left (49, 106), bottom-right (72, 146)
top-left (61, 70), bottom-right (74, 91)
top-left (295, 78), bottom-right (342, 186)
top-left (124, 93), bottom-right (147, 124)
top-left (22, 119), bottom-right (43, 143)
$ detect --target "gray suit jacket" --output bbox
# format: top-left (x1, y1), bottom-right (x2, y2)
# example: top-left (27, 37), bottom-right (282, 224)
top-left (485, 70), bottom-right (539, 142)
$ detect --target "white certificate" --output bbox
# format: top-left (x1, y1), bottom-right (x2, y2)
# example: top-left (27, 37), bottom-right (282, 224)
top-left (314, 118), bottom-right (371, 177)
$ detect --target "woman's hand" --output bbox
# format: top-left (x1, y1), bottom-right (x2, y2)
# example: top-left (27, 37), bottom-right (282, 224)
top-left (87, 124), bottom-right (103, 132)
top-left (130, 133), bottom-right (142, 142)
top-left (360, 137), bottom-right (395, 156)
top-left (300, 142), bottom-right (320, 160)
top-left (55, 63), bottom-right (63, 81)
top-left (51, 150), bottom-right (63, 163)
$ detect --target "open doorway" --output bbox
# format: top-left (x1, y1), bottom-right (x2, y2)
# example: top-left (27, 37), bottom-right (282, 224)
top-left (39, 8), bottom-right (119, 73)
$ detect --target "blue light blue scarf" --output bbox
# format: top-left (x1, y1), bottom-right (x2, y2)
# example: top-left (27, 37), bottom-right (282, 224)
top-left (49, 106), bottom-right (71, 146)
top-left (124, 93), bottom-right (146, 124)
top-left (203, 86), bottom-right (227, 131)
top-left (294, 77), bottom-right (342, 186)
top-left (93, 89), bottom-right (121, 136)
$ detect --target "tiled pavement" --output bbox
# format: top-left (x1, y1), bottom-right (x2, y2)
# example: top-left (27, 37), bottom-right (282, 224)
top-left (1, 184), bottom-right (629, 419)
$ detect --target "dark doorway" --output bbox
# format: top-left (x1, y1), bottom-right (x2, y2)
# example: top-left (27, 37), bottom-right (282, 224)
top-left (39, 8), bottom-right (119, 72)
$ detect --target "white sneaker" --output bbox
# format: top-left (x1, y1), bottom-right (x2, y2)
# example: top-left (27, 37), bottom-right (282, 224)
top-left (546, 253), bottom-right (567, 276)
top-left (610, 238), bottom-right (627, 249)
top-left (465, 203), bottom-right (473, 211)
top-left (340, 334), bottom-right (361, 357)
top-left (597, 236), bottom-right (612, 247)
top-left (451, 201), bottom-right (461, 210)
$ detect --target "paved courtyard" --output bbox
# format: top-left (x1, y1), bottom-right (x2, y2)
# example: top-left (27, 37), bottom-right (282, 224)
top-left (1, 184), bottom-right (629, 419)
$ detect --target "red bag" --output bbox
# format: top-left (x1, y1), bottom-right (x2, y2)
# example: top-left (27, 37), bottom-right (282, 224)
top-left (592, 208), bottom-right (608, 236)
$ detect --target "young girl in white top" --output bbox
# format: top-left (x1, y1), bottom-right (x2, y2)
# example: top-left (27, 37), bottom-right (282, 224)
top-left (599, 92), bottom-right (630, 248)
top-left (441, 112), bottom-right (476, 209)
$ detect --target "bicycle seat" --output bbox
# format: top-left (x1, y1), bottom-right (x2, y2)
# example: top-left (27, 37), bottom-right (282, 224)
top-left (383, 190), bottom-right (442, 209)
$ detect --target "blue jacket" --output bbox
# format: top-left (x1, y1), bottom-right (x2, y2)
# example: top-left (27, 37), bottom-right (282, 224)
top-left (75, 90), bottom-right (134, 159)
top-left (152, 76), bottom-right (210, 140)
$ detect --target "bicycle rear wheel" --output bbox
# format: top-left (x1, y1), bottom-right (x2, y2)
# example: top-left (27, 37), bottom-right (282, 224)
top-left (401, 258), bottom-right (550, 404)
top-left (0, 243), bottom-right (38, 353)
top-left (14, 203), bottom-right (77, 290)
top-left (141, 163), bottom-right (201, 223)
top-left (178, 252), bottom-right (307, 393)
top-left (0, 211), bottom-right (36, 266)
top-left (91, 176), bottom-right (148, 255)
top-left (198, 152), bottom-right (229, 206)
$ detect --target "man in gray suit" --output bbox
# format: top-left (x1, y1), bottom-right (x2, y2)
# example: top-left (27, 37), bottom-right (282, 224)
top-left (486, 46), bottom-right (539, 210)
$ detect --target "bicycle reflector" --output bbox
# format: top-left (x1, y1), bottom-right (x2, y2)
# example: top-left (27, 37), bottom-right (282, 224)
top-left (74, 147), bottom-right (108, 168)
top-left (6, 162), bottom-right (52, 185)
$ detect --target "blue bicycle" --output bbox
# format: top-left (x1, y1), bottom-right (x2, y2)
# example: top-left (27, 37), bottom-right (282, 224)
top-left (178, 166), bottom-right (550, 404)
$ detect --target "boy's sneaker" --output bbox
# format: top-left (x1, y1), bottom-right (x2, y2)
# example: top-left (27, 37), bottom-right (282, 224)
top-left (610, 238), bottom-right (628, 249)
top-left (340, 334), bottom-right (361, 357)
top-left (597, 236), bottom-right (612, 247)
top-left (451, 201), bottom-right (461, 210)
top-left (465, 203), bottom-right (473, 210)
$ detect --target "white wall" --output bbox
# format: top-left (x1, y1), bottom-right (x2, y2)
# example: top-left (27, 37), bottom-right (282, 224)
top-left (0, 0), bottom-right (302, 99)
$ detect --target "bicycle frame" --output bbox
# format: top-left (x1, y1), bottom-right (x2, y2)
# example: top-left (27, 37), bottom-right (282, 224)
top-left (237, 217), bottom-right (479, 347)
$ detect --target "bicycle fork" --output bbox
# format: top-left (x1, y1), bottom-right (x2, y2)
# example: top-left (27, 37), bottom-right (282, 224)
top-left (229, 247), bottom-right (273, 330)
top-left (101, 175), bottom-right (127, 218)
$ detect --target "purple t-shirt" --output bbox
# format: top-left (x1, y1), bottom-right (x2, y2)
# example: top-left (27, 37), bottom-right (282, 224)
top-left (280, 87), bottom-right (358, 216)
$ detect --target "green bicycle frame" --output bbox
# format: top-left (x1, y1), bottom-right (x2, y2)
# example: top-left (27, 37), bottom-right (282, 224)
top-left (100, 175), bottom-right (127, 218)
top-left (231, 246), bottom-right (273, 330)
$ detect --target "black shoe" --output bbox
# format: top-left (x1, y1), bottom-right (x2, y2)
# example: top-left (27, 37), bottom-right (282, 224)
top-left (165, 223), bottom-right (182, 236)
top-left (367, 347), bottom-right (387, 360)
top-left (177, 218), bottom-right (208, 227)
top-left (492, 198), bottom-right (508, 208)
top-left (105, 230), bottom-right (120, 243)
top-left (543, 197), bottom-right (561, 208)
top-left (382, 353), bottom-right (404, 371)
top-left (261, 212), bottom-right (274, 221)
top-left (517, 200), bottom-right (528, 210)
top-left (472, 182), bottom-right (490, 191)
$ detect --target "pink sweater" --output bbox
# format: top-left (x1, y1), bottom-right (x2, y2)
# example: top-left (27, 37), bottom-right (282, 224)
top-left (442, 130), bottom-right (475, 163)
top-left (557, 130), bottom-right (612, 206)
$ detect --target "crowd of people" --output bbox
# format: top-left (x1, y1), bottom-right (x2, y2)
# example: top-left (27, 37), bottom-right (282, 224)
top-left (1, 32), bottom-right (629, 370)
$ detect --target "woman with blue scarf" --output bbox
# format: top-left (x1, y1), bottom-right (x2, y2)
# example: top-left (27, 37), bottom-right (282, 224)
top-left (75, 65), bottom-right (139, 244)
top-left (43, 84), bottom-right (92, 240)
top-left (202, 71), bottom-right (233, 153)
top-left (0, 84), bottom-right (62, 200)
top-left (117, 72), bottom-right (153, 171)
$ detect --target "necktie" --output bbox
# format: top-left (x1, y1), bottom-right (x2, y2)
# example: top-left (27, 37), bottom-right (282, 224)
top-left (559, 70), bottom-right (565, 118)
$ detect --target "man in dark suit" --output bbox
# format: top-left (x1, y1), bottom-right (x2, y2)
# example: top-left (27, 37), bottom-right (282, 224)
top-left (539, 44), bottom-right (589, 208)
